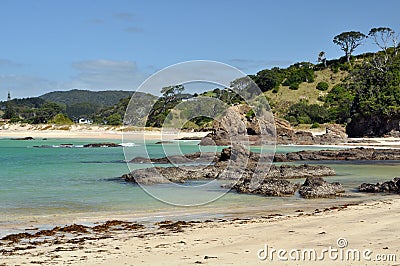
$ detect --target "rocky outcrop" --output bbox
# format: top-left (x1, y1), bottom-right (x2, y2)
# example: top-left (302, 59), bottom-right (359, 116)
top-left (267, 164), bottom-right (335, 178)
top-left (199, 104), bottom-right (347, 146)
top-left (384, 130), bottom-right (400, 138)
top-left (199, 105), bottom-right (276, 146)
top-left (299, 177), bottom-right (345, 198)
top-left (83, 143), bottom-right (121, 148)
top-left (346, 115), bottom-right (400, 137)
top-left (233, 178), bottom-right (300, 197)
top-left (129, 152), bottom-right (217, 164)
top-left (359, 178), bottom-right (400, 193)
top-left (11, 137), bottom-right (34, 140)
top-left (274, 147), bottom-right (400, 162)
top-left (122, 165), bottom-right (219, 185)
top-left (123, 146), bottom-right (336, 190)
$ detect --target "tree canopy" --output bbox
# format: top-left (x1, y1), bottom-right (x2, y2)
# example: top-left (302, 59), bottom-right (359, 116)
top-left (333, 31), bottom-right (366, 63)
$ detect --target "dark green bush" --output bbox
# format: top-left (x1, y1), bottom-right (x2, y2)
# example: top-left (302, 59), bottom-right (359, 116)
top-left (289, 82), bottom-right (299, 90)
top-left (311, 122), bottom-right (320, 128)
top-left (316, 81), bottom-right (329, 91)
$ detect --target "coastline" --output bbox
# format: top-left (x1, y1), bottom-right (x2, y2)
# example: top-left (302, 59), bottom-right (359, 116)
top-left (0, 124), bottom-right (210, 140)
top-left (1, 125), bottom-right (400, 265)
top-left (1, 197), bottom-right (400, 265)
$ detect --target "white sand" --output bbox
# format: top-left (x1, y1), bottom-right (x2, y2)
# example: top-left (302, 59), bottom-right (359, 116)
top-left (1, 198), bottom-right (400, 265)
top-left (0, 123), bottom-right (209, 140)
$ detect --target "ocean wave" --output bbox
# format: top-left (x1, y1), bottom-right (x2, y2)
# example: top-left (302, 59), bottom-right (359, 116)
top-left (120, 142), bottom-right (139, 147)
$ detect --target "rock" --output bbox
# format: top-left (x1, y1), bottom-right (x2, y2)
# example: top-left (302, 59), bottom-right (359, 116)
top-left (346, 115), bottom-right (400, 137)
top-left (129, 152), bottom-right (217, 164)
top-left (83, 143), bottom-right (121, 148)
top-left (384, 130), bottom-right (400, 138)
top-left (199, 105), bottom-right (275, 146)
top-left (154, 141), bottom-right (174, 144)
top-left (233, 178), bottom-right (300, 197)
top-left (11, 137), bottom-right (34, 140)
top-left (274, 147), bottom-right (400, 162)
top-left (122, 165), bottom-right (219, 185)
top-left (128, 156), bottom-right (153, 164)
top-left (267, 164), bottom-right (335, 179)
top-left (122, 146), bottom-right (336, 189)
top-left (199, 104), bottom-right (347, 146)
top-left (299, 177), bottom-right (344, 198)
top-left (359, 178), bottom-right (400, 193)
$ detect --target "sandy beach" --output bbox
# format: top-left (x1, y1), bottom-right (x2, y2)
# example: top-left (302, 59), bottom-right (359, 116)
top-left (1, 198), bottom-right (399, 265)
top-left (0, 124), bottom-right (209, 140)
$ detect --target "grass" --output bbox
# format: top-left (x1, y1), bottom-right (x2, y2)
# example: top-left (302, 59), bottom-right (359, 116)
top-left (264, 68), bottom-right (348, 117)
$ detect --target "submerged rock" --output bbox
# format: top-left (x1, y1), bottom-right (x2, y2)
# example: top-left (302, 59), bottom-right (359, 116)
top-left (299, 177), bottom-right (345, 198)
top-left (11, 137), bottom-right (34, 140)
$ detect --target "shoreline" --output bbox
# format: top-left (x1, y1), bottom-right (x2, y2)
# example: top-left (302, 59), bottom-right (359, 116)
top-left (1, 197), bottom-right (399, 265)
top-left (0, 124), bottom-right (210, 140)
top-left (1, 123), bottom-right (400, 146)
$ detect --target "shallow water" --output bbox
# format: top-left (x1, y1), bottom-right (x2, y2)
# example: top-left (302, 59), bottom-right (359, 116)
top-left (0, 138), bottom-right (399, 236)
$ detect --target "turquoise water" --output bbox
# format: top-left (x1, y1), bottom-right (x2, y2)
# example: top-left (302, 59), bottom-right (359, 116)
top-left (0, 138), bottom-right (400, 234)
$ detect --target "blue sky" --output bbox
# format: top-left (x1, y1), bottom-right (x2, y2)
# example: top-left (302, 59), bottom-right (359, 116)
top-left (0, 0), bottom-right (399, 98)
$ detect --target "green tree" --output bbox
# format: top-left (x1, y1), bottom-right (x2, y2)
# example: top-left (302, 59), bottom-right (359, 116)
top-left (318, 51), bottom-right (327, 68)
top-left (316, 81), bottom-right (329, 91)
top-left (333, 31), bottom-right (366, 63)
top-left (2, 103), bottom-right (17, 119)
top-left (49, 113), bottom-right (74, 125)
top-left (285, 101), bottom-right (329, 125)
top-left (345, 51), bottom-right (400, 136)
top-left (254, 67), bottom-right (285, 92)
top-left (31, 102), bottom-right (64, 124)
top-left (146, 85), bottom-right (185, 127)
top-left (106, 113), bottom-right (122, 125)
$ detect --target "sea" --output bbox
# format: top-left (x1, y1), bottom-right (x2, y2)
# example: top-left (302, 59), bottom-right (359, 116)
top-left (0, 137), bottom-right (399, 236)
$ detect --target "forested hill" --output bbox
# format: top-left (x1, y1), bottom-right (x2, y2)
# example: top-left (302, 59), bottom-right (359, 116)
top-left (39, 89), bottom-right (133, 107)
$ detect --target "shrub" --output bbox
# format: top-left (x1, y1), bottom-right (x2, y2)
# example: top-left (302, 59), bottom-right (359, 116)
top-left (272, 87), bottom-right (279, 93)
top-left (311, 122), bottom-right (320, 128)
top-left (316, 81), bottom-right (329, 91)
top-left (245, 109), bottom-right (255, 118)
top-left (106, 113), bottom-right (122, 125)
top-left (289, 82), bottom-right (299, 90)
top-left (49, 114), bottom-right (74, 125)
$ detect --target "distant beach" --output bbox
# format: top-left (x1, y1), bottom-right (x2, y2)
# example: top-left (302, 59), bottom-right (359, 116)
top-left (0, 123), bottom-right (210, 140)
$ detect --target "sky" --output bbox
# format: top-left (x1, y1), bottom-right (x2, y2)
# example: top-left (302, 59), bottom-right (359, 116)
top-left (0, 0), bottom-right (399, 99)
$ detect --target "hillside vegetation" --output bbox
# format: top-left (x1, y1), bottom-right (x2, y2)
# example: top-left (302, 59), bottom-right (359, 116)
top-left (2, 27), bottom-right (400, 137)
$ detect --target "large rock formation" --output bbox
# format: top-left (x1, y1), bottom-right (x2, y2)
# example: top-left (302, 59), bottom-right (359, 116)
top-left (199, 105), bottom-right (275, 146)
top-left (199, 104), bottom-right (347, 146)
top-left (274, 147), bottom-right (400, 162)
top-left (123, 146), bottom-right (337, 199)
top-left (299, 177), bottom-right (344, 198)
top-left (347, 115), bottom-right (400, 137)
